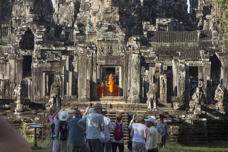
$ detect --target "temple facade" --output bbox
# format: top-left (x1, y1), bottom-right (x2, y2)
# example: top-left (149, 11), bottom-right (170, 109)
top-left (0, 0), bottom-right (227, 113)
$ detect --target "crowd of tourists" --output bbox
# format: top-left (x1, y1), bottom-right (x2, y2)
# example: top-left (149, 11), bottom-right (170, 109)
top-left (50, 103), bottom-right (168, 152)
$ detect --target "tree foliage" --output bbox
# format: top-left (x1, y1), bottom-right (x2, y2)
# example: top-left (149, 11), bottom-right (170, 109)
top-left (213, 0), bottom-right (228, 43)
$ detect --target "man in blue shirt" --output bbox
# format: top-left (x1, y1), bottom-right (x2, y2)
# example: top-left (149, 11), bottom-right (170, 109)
top-left (156, 116), bottom-right (168, 148)
top-left (67, 110), bottom-right (86, 152)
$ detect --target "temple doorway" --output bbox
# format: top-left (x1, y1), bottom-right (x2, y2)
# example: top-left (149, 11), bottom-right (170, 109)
top-left (189, 66), bottom-right (198, 97)
top-left (97, 66), bottom-right (123, 97)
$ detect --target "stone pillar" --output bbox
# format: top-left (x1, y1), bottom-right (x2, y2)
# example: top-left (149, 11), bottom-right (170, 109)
top-left (91, 52), bottom-right (97, 100)
top-left (78, 52), bottom-right (91, 102)
top-left (9, 58), bottom-right (16, 82)
top-left (221, 59), bottom-right (228, 89)
top-left (68, 71), bottom-right (72, 96)
top-left (160, 74), bottom-right (167, 104)
top-left (202, 62), bottom-right (211, 103)
top-left (177, 63), bottom-right (186, 100)
top-left (129, 54), bottom-right (140, 103)
top-left (172, 59), bottom-right (178, 96)
top-left (16, 58), bottom-right (23, 83)
top-left (42, 72), bottom-right (46, 97)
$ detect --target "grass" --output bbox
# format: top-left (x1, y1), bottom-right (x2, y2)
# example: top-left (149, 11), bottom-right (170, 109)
top-left (27, 137), bottom-right (51, 150)
top-left (27, 137), bottom-right (228, 152)
top-left (161, 141), bottom-right (228, 152)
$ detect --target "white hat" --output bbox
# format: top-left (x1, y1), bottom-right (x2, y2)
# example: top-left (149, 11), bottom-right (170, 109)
top-left (144, 116), bottom-right (156, 123)
top-left (58, 110), bottom-right (69, 121)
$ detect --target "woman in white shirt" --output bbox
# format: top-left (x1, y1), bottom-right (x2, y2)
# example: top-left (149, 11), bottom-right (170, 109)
top-left (129, 115), bottom-right (148, 152)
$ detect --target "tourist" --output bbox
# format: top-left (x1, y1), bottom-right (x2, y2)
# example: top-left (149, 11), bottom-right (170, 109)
top-left (53, 110), bottom-right (69, 152)
top-left (101, 109), bottom-right (112, 152)
top-left (156, 116), bottom-right (168, 148)
top-left (112, 113), bottom-right (125, 152)
top-left (145, 116), bottom-right (161, 152)
top-left (78, 103), bottom-right (104, 152)
top-left (67, 110), bottom-right (86, 152)
top-left (0, 117), bottom-right (31, 152)
top-left (129, 115), bottom-right (148, 152)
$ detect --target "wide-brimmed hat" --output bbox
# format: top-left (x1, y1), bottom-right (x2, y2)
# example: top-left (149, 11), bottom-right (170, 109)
top-left (144, 116), bottom-right (156, 123)
top-left (93, 103), bottom-right (102, 110)
top-left (58, 110), bottom-right (69, 121)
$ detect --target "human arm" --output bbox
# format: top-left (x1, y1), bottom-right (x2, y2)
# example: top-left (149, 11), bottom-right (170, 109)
top-left (128, 114), bottom-right (135, 129)
top-left (0, 117), bottom-right (31, 152)
top-left (82, 106), bottom-right (90, 118)
top-left (77, 117), bottom-right (86, 131)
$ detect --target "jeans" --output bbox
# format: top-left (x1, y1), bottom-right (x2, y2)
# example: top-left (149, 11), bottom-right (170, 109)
top-left (67, 143), bottom-right (87, 152)
top-left (103, 141), bottom-right (112, 152)
top-left (87, 139), bottom-right (104, 152)
top-left (112, 142), bottom-right (124, 152)
top-left (132, 142), bottom-right (146, 152)
top-left (161, 135), bottom-right (167, 148)
top-left (147, 148), bottom-right (158, 152)
top-left (52, 139), bottom-right (67, 152)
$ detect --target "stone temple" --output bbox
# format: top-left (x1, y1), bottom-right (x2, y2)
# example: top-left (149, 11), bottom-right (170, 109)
top-left (0, 0), bottom-right (228, 144)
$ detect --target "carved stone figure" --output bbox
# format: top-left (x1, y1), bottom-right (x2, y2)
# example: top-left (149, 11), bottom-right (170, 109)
top-left (14, 82), bottom-right (23, 112)
top-left (48, 75), bottom-right (62, 110)
top-left (147, 82), bottom-right (157, 110)
top-left (214, 84), bottom-right (225, 114)
top-left (189, 81), bottom-right (205, 115)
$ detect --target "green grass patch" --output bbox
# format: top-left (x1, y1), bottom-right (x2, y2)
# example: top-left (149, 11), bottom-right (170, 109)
top-left (161, 141), bottom-right (228, 152)
top-left (27, 137), bottom-right (51, 149)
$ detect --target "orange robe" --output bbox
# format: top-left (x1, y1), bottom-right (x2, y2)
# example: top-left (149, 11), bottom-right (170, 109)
top-left (108, 74), bottom-right (115, 94)
top-left (102, 84), bottom-right (108, 96)
top-left (113, 85), bottom-right (119, 96)
top-left (96, 84), bottom-right (102, 97)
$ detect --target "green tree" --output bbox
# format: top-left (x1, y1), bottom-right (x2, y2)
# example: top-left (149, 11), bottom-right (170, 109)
top-left (214, 0), bottom-right (228, 43)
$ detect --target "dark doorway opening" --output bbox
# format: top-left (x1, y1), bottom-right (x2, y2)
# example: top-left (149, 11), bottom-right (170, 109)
top-left (22, 56), bottom-right (32, 78)
top-left (167, 66), bottom-right (173, 103)
top-left (189, 66), bottom-right (198, 97)
top-left (19, 29), bottom-right (34, 50)
top-left (45, 72), bottom-right (55, 96)
top-left (98, 66), bottom-right (122, 97)
top-left (210, 54), bottom-right (221, 82)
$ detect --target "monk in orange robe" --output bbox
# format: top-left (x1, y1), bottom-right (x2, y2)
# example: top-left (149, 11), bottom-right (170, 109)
top-left (108, 74), bottom-right (115, 96)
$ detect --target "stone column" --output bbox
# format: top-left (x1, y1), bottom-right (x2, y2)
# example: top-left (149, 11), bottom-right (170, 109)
top-left (160, 74), bottom-right (167, 104)
top-left (91, 52), bottom-right (97, 100)
top-left (129, 54), bottom-right (140, 103)
top-left (78, 52), bottom-right (91, 102)
top-left (16, 58), bottom-right (23, 83)
top-left (9, 58), bottom-right (16, 82)
top-left (42, 72), bottom-right (46, 97)
top-left (68, 71), bottom-right (72, 96)
top-left (221, 59), bottom-right (228, 89)
top-left (172, 59), bottom-right (178, 96)
top-left (202, 62), bottom-right (211, 103)
top-left (177, 63), bottom-right (186, 100)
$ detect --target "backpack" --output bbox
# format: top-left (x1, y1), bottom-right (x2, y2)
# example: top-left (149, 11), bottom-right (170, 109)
top-left (58, 121), bottom-right (68, 140)
top-left (113, 123), bottom-right (123, 141)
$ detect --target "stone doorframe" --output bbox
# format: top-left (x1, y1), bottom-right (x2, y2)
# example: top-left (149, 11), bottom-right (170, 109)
top-left (96, 55), bottom-right (127, 100)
